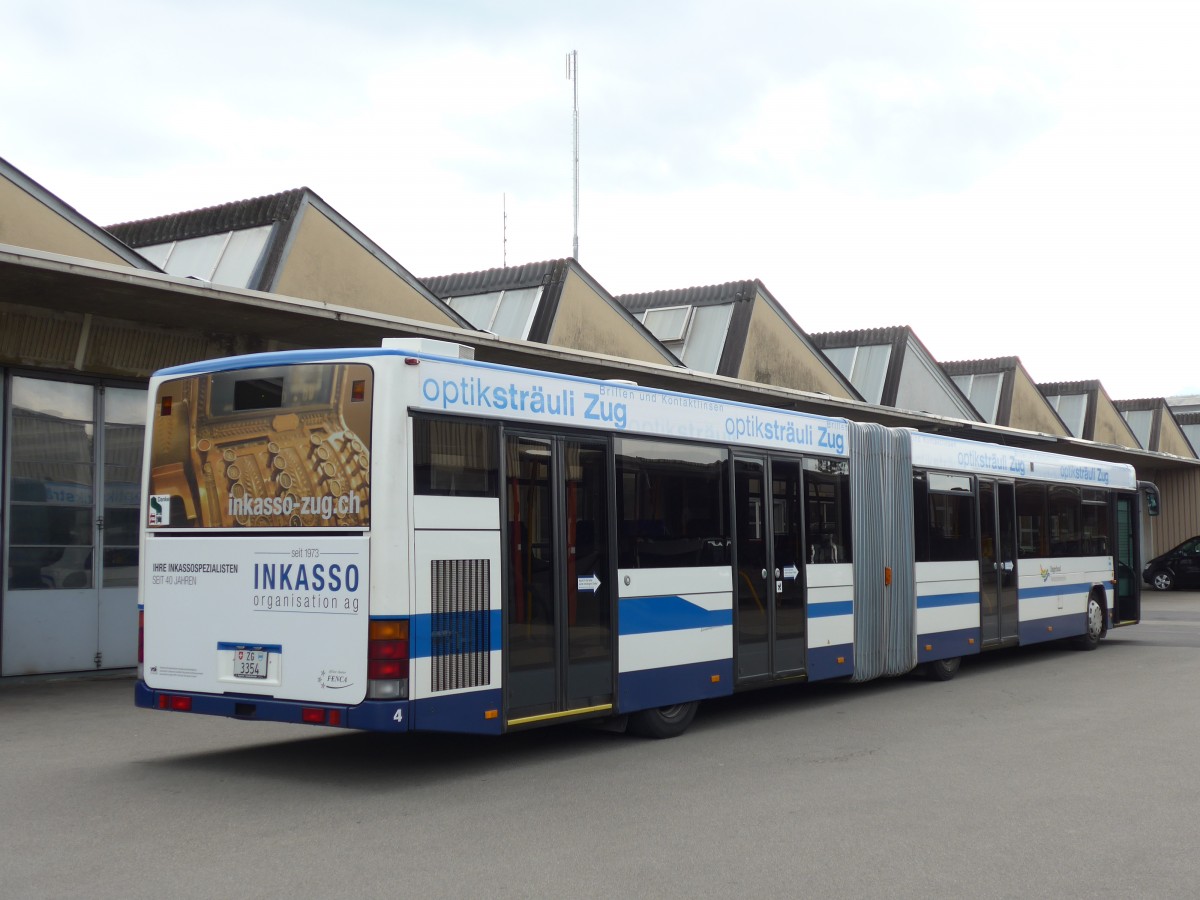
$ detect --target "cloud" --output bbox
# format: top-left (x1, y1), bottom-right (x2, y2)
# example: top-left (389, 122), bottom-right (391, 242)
top-left (4, 0), bottom-right (1200, 399)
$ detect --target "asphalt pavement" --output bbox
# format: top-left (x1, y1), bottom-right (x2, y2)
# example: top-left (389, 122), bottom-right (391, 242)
top-left (2, 590), bottom-right (1199, 899)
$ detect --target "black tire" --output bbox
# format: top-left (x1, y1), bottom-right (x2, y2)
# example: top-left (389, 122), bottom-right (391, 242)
top-left (1075, 593), bottom-right (1105, 650)
top-left (926, 656), bottom-right (961, 681)
top-left (1151, 569), bottom-right (1175, 592)
top-left (627, 701), bottom-right (699, 739)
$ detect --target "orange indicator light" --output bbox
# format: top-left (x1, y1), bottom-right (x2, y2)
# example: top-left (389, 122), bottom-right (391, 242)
top-left (370, 620), bottom-right (407, 640)
top-left (351, 380), bottom-right (366, 402)
top-left (711, 674), bottom-right (720, 683)
top-left (160, 396), bottom-right (173, 416)
top-left (485, 710), bottom-right (499, 720)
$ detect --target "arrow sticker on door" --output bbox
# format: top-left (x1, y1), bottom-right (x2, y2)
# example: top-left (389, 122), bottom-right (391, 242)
top-left (577, 574), bottom-right (602, 592)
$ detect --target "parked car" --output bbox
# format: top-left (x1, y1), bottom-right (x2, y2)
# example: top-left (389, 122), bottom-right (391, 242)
top-left (1143, 536), bottom-right (1200, 591)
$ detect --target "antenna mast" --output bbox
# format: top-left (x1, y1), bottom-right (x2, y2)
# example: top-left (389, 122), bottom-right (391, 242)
top-left (503, 193), bottom-right (507, 267)
top-left (566, 50), bottom-right (579, 260)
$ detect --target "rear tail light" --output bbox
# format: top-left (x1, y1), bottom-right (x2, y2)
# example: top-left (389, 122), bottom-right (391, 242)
top-left (368, 619), bottom-right (409, 700)
top-left (158, 694), bottom-right (192, 712)
top-left (301, 708), bottom-right (344, 726)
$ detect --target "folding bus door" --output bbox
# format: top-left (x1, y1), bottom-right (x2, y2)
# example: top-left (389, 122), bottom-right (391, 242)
top-left (734, 455), bottom-right (806, 682)
top-left (1113, 493), bottom-right (1141, 624)
top-left (504, 433), bottom-right (614, 726)
top-left (979, 479), bottom-right (1018, 647)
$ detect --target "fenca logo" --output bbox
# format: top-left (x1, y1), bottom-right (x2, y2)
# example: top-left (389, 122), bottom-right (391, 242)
top-left (318, 669), bottom-right (354, 689)
top-left (254, 563), bottom-right (360, 592)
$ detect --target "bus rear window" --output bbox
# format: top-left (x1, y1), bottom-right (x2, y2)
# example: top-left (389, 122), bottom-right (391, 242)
top-left (209, 366), bottom-right (336, 416)
top-left (233, 377), bottom-right (284, 411)
top-left (148, 362), bottom-right (372, 528)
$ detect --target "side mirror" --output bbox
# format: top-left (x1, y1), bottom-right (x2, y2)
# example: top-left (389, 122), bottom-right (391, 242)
top-left (1139, 481), bottom-right (1160, 518)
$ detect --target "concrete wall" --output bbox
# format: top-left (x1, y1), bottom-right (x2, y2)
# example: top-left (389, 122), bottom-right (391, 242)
top-left (272, 205), bottom-right (459, 326)
top-left (1092, 393), bottom-right (1141, 449)
top-left (1157, 412), bottom-right (1196, 459)
top-left (547, 269), bottom-right (673, 365)
top-left (0, 178), bottom-right (132, 266)
top-left (1010, 368), bottom-right (1070, 436)
top-left (737, 295), bottom-right (855, 398)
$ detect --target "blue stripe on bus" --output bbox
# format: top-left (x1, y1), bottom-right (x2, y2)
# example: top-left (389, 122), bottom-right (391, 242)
top-left (216, 641), bottom-right (283, 653)
top-left (617, 659), bottom-right (733, 713)
top-left (618, 596), bottom-right (733, 636)
top-left (409, 610), bottom-right (503, 658)
top-left (916, 591), bottom-right (978, 609)
top-left (808, 600), bottom-right (853, 618)
top-left (1019, 582), bottom-right (1102, 601)
top-left (158, 347), bottom-right (400, 376)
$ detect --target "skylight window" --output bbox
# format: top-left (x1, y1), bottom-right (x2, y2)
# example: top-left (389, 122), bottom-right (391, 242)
top-left (638, 303), bottom-right (733, 373)
top-left (447, 287), bottom-right (542, 339)
top-left (822, 344), bottom-right (891, 404)
top-left (1048, 394), bottom-right (1087, 437)
top-left (641, 306), bottom-right (692, 343)
top-left (141, 225), bottom-right (272, 288)
top-left (948, 372), bottom-right (1002, 423)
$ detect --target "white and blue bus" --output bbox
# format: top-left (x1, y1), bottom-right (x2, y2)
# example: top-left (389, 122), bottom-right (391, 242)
top-left (135, 339), bottom-right (1152, 737)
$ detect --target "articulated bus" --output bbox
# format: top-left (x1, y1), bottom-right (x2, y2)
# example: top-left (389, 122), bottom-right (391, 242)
top-left (135, 339), bottom-right (1153, 738)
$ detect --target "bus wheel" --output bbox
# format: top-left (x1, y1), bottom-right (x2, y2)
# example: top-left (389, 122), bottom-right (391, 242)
top-left (926, 656), bottom-right (961, 681)
top-left (1075, 594), bottom-right (1105, 650)
top-left (628, 701), bottom-right (699, 739)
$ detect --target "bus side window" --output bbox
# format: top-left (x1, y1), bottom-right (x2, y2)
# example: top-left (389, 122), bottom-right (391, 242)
top-left (915, 472), bottom-right (975, 563)
top-left (1016, 482), bottom-right (1047, 558)
top-left (804, 459), bottom-right (851, 564)
top-left (615, 438), bottom-right (730, 570)
top-left (412, 417), bottom-right (498, 497)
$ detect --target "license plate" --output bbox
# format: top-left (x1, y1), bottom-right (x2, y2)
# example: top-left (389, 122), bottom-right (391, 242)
top-left (230, 648), bottom-right (269, 679)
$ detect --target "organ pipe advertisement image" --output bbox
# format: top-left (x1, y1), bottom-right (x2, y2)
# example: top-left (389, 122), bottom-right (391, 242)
top-left (146, 363), bottom-right (372, 529)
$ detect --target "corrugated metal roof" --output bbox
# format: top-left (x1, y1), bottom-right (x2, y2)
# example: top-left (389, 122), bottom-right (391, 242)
top-left (1039, 380), bottom-right (1104, 395)
top-left (615, 280), bottom-right (759, 313)
top-left (1114, 398), bottom-right (1169, 411)
top-left (809, 326), bottom-right (910, 349)
top-left (940, 357), bottom-right (1021, 375)
top-left (422, 259), bottom-right (567, 298)
top-left (106, 189), bottom-right (308, 247)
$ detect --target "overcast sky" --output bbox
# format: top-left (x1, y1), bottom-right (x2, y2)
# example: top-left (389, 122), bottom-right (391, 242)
top-left (5, 0), bottom-right (1198, 400)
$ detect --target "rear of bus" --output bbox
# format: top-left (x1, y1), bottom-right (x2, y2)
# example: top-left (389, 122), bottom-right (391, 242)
top-left (135, 352), bottom-right (406, 730)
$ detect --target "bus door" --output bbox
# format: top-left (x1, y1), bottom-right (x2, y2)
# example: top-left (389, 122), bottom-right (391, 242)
top-left (734, 455), bottom-right (806, 682)
top-left (504, 433), bottom-right (614, 726)
top-left (979, 479), bottom-right (1018, 647)
top-left (1114, 493), bottom-right (1141, 623)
